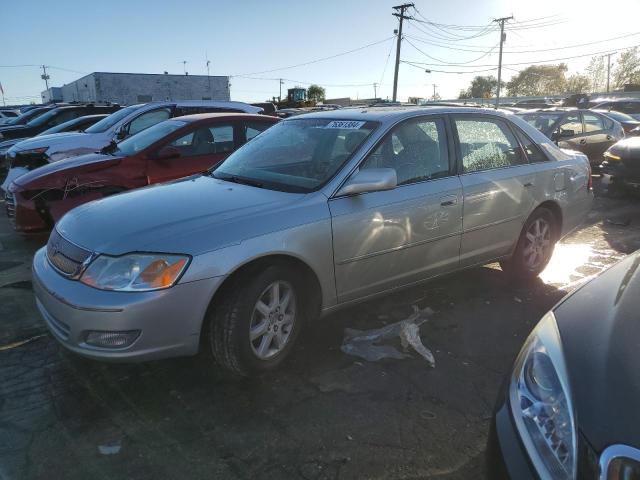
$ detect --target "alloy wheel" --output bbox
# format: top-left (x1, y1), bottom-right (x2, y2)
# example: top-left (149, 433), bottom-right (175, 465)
top-left (249, 280), bottom-right (297, 360)
top-left (523, 218), bottom-right (552, 270)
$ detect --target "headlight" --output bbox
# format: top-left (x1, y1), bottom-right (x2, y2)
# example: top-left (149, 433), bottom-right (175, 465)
top-left (604, 151), bottom-right (621, 161)
top-left (509, 311), bottom-right (577, 480)
top-left (80, 253), bottom-right (190, 291)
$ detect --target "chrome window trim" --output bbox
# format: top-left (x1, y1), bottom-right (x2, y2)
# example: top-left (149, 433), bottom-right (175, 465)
top-left (599, 444), bottom-right (640, 479)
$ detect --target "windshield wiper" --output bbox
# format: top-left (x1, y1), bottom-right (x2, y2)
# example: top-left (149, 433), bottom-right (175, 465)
top-left (213, 172), bottom-right (264, 188)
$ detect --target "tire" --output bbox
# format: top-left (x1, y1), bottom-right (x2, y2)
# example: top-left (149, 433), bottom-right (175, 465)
top-left (205, 264), bottom-right (306, 377)
top-left (501, 207), bottom-right (557, 281)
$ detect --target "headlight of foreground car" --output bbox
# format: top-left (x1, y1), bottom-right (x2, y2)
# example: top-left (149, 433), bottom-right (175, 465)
top-left (80, 253), bottom-right (190, 291)
top-left (509, 311), bottom-right (577, 480)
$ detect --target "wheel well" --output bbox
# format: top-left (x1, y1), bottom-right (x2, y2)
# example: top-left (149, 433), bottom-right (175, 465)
top-left (201, 255), bottom-right (323, 340)
top-left (536, 201), bottom-right (563, 240)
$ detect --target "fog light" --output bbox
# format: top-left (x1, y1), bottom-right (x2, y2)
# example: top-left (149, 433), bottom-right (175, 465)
top-left (85, 330), bottom-right (140, 348)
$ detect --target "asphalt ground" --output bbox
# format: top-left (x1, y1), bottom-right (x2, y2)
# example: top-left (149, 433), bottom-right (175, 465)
top-left (1, 185), bottom-right (639, 480)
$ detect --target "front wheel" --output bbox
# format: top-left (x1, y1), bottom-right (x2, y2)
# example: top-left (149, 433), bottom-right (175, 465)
top-left (205, 265), bottom-right (305, 377)
top-left (501, 208), bottom-right (556, 281)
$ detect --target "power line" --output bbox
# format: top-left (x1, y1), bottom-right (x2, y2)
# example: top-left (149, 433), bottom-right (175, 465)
top-left (231, 36), bottom-right (395, 76)
top-left (404, 37), bottom-right (498, 65)
top-left (402, 60), bottom-right (496, 74)
top-left (402, 43), bottom-right (640, 68)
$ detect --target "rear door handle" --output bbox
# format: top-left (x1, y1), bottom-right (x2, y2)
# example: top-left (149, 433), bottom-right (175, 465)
top-left (579, 139), bottom-right (587, 144)
top-left (523, 182), bottom-right (534, 188)
top-left (440, 195), bottom-right (458, 207)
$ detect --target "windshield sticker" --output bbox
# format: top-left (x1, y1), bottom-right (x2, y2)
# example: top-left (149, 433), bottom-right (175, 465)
top-left (324, 120), bottom-right (366, 129)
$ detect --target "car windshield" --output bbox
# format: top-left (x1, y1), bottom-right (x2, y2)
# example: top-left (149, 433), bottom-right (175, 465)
top-left (517, 112), bottom-right (563, 134)
top-left (85, 105), bottom-right (140, 133)
top-left (114, 119), bottom-right (187, 156)
top-left (597, 110), bottom-right (635, 122)
top-left (25, 108), bottom-right (68, 127)
top-left (213, 118), bottom-right (377, 193)
top-left (39, 117), bottom-right (85, 135)
top-left (6, 108), bottom-right (46, 126)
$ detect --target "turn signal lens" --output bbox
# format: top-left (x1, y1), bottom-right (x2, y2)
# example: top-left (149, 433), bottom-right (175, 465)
top-left (604, 151), bottom-right (622, 161)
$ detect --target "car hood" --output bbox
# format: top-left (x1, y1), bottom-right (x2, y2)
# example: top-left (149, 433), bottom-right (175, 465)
top-left (13, 152), bottom-right (122, 187)
top-left (10, 132), bottom-right (93, 153)
top-left (554, 251), bottom-right (640, 453)
top-left (55, 175), bottom-right (318, 256)
top-left (0, 138), bottom-right (24, 150)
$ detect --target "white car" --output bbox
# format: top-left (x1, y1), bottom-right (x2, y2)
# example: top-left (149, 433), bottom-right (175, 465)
top-left (0, 110), bottom-right (19, 125)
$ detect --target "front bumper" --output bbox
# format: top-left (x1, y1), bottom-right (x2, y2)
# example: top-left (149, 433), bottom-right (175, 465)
top-left (600, 161), bottom-right (640, 189)
top-left (486, 382), bottom-right (538, 479)
top-left (32, 247), bottom-right (225, 362)
top-left (5, 182), bottom-right (49, 233)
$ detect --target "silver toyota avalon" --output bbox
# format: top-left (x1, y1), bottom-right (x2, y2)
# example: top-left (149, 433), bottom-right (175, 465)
top-left (32, 107), bottom-right (593, 376)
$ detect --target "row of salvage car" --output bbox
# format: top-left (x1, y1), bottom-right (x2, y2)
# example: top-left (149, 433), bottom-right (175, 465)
top-left (2, 100), bottom-right (639, 479)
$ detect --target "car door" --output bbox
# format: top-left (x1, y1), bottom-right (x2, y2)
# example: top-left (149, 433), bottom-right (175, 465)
top-left (452, 114), bottom-right (537, 267)
top-left (329, 116), bottom-right (463, 303)
top-left (555, 112), bottom-right (587, 155)
top-left (146, 121), bottom-right (237, 184)
top-left (582, 111), bottom-right (616, 159)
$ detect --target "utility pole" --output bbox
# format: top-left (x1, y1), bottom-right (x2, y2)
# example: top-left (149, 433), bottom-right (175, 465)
top-left (206, 53), bottom-right (211, 93)
top-left (279, 78), bottom-right (284, 102)
top-left (182, 60), bottom-right (188, 75)
top-left (40, 65), bottom-right (50, 92)
top-left (432, 83), bottom-right (437, 99)
top-left (605, 52), bottom-right (616, 93)
top-left (494, 16), bottom-right (512, 108)
top-left (392, 3), bottom-right (414, 102)
top-left (373, 83), bottom-right (378, 99)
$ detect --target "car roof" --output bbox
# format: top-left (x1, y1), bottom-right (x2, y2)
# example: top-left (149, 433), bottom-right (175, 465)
top-left (172, 112), bottom-right (278, 123)
top-left (282, 105), bottom-right (511, 123)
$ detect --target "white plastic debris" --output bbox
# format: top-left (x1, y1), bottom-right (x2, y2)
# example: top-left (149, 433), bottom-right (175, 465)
top-left (98, 441), bottom-right (121, 455)
top-left (341, 306), bottom-right (435, 367)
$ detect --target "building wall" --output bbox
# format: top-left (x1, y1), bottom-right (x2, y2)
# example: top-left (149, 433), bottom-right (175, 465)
top-left (41, 87), bottom-right (63, 103)
top-left (55, 72), bottom-right (230, 105)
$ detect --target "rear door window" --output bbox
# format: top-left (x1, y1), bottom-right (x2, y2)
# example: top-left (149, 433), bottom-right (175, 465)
top-left (454, 117), bottom-right (526, 173)
top-left (583, 113), bottom-right (605, 133)
top-left (557, 113), bottom-right (583, 136)
top-left (514, 129), bottom-right (548, 163)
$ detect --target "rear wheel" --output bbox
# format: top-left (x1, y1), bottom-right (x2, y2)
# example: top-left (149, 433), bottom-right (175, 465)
top-left (205, 265), bottom-right (305, 377)
top-left (501, 208), bottom-right (556, 281)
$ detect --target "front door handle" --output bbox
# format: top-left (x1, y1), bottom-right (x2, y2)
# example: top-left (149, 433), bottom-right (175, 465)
top-left (523, 182), bottom-right (534, 188)
top-left (606, 135), bottom-right (613, 140)
top-left (440, 195), bottom-right (458, 207)
top-left (579, 139), bottom-right (587, 145)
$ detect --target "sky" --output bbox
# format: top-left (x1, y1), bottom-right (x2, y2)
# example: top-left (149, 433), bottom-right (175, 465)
top-left (2, 0), bottom-right (640, 105)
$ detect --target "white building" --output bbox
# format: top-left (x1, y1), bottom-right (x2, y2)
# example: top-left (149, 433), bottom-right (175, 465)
top-left (43, 72), bottom-right (230, 105)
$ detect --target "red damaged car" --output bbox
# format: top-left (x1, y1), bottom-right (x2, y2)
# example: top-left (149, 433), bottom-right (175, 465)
top-left (5, 113), bottom-right (278, 232)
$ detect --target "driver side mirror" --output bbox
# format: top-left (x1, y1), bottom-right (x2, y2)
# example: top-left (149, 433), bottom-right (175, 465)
top-left (336, 168), bottom-right (397, 197)
top-left (155, 145), bottom-right (181, 161)
top-left (115, 127), bottom-right (127, 140)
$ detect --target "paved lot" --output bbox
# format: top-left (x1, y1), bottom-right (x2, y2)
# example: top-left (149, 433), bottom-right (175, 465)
top-left (1, 187), bottom-right (639, 480)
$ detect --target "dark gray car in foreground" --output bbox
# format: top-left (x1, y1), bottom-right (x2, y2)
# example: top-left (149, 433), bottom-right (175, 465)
top-left (488, 251), bottom-right (640, 479)
top-left (33, 107), bottom-right (592, 376)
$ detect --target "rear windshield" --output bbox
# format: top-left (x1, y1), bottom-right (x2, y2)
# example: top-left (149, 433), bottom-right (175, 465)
top-left (85, 105), bottom-right (141, 133)
top-left (213, 118), bottom-right (378, 193)
top-left (517, 112), bottom-right (563, 134)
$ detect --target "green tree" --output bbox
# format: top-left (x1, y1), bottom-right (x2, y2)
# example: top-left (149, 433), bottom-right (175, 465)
top-left (307, 84), bottom-right (326, 103)
top-left (585, 56), bottom-right (606, 92)
top-left (566, 74), bottom-right (590, 94)
top-left (613, 47), bottom-right (640, 89)
top-left (459, 75), bottom-right (502, 99)
top-left (506, 64), bottom-right (568, 96)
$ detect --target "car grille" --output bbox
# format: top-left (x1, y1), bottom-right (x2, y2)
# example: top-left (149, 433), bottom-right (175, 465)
top-left (600, 445), bottom-right (640, 480)
top-left (4, 191), bottom-right (15, 223)
top-left (46, 229), bottom-right (93, 278)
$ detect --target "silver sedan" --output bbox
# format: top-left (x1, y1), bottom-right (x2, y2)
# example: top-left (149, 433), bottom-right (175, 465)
top-left (33, 107), bottom-right (593, 376)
